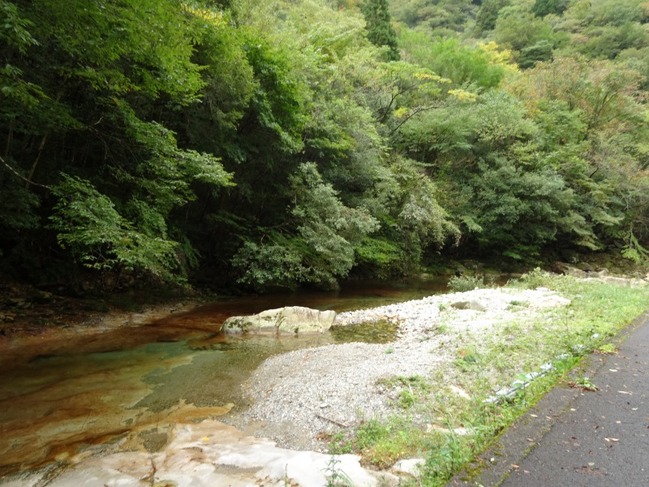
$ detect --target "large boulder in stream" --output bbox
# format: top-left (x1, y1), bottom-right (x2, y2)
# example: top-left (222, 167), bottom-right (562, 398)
top-left (222, 306), bottom-right (336, 335)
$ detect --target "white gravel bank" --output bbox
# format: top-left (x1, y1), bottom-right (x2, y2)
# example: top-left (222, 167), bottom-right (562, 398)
top-left (225, 287), bottom-right (571, 451)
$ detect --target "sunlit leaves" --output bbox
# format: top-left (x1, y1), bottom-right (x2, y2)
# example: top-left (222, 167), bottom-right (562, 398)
top-left (0, 1), bottom-right (37, 53)
top-left (50, 175), bottom-right (182, 281)
top-left (399, 34), bottom-right (507, 89)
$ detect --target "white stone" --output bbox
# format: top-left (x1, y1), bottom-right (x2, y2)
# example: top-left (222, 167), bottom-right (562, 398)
top-left (11, 421), bottom-right (379, 487)
top-left (391, 458), bottom-right (425, 477)
top-left (222, 306), bottom-right (336, 334)
top-left (426, 425), bottom-right (474, 436)
top-left (449, 385), bottom-right (471, 400)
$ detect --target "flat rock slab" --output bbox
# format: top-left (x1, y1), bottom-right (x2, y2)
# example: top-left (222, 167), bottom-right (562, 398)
top-left (2, 420), bottom-right (380, 487)
top-left (222, 306), bottom-right (336, 335)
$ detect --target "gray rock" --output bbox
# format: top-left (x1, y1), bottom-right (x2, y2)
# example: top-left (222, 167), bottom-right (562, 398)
top-left (600, 276), bottom-right (646, 287)
top-left (551, 262), bottom-right (588, 278)
top-left (450, 300), bottom-right (487, 312)
top-left (222, 306), bottom-right (336, 335)
top-left (587, 268), bottom-right (609, 278)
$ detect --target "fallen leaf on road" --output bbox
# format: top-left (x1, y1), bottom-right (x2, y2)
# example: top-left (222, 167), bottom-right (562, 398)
top-left (604, 437), bottom-right (619, 442)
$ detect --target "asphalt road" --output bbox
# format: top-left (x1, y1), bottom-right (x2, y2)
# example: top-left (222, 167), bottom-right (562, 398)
top-left (449, 312), bottom-right (649, 487)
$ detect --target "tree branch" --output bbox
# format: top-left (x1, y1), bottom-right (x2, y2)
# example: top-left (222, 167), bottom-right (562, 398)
top-left (389, 103), bottom-right (442, 136)
top-left (0, 155), bottom-right (51, 189)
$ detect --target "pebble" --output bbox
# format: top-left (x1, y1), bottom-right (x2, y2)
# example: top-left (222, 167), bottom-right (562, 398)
top-left (224, 288), bottom-right (571, 451)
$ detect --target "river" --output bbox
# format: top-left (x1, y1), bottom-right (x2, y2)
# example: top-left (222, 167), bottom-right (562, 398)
top-left (0, 278), bottom-right (450, 478)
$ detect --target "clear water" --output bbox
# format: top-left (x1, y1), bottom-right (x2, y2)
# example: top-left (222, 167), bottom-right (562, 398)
top-left (0, 278), bottom-right (448, 476)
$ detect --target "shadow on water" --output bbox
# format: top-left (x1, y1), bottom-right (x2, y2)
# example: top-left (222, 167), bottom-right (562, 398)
top-left (0, 277), bottom-right (449, 477)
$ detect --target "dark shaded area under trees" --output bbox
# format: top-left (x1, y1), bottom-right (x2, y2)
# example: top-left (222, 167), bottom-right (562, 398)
top-left (1, 0), bottom-right (648, 295)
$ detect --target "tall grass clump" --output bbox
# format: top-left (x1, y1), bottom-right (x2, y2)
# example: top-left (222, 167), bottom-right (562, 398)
top-left (447, 274), bottom-right (486, 292)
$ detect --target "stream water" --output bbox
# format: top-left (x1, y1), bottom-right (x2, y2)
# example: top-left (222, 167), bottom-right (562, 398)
top-left (0, 278), bottom-right (449, 478)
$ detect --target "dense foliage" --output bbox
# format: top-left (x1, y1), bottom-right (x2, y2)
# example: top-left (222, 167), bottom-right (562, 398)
top-left (1, 0), bottom-right (648, 292)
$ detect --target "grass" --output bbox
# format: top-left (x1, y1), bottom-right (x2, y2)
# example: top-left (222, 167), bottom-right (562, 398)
top-left (328, 270), bottom-right (649, 486)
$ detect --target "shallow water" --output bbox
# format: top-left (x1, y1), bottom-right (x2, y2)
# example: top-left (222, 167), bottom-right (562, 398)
top-left (0, 278), bottom-right (448, 476)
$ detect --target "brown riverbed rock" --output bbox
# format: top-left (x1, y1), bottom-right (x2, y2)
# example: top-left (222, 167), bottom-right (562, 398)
top-left (4, 420), bottom-right (385, 487)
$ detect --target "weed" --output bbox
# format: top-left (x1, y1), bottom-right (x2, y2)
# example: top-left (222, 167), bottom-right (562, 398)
top-left (511, 267), bottom-right (548, 289)
top-left (398, 389), bottom-right (415, 409)
top-left (323, 456), bottom-right (354, 487)
top-left (328, 432), bottom-right (353, 455)
top-left (281, 464), bottom-right (297, 487)
top-left (506, 300), bottom-right (528, 310)
top-left (377, 375), bottom-right (431, 410)
top-left (350, 418), bottom-right (428, 469)
top-left (596, 343), bottom-right (617, 354)
top-left (355, 419), bottom-right (390, 451)
top-left (447, 274), bottom-right (486, 292)
top-left (454, 348), bottom-right (481, 373)
top-left (377, 375), bottom-right (430, 389)
top-left (569, 377), bottom-right (599, 391)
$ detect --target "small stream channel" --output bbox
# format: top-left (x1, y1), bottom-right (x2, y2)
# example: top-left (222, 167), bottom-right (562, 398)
top-left (0, 278), bottom-right (449, 478)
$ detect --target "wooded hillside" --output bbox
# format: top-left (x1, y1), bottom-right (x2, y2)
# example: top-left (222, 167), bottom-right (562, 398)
top-left (1, 0), bottom-right (648, 292)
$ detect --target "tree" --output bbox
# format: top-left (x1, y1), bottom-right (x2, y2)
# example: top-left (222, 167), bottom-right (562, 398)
top-left (390, 0), bottom-right (478, 36)
top-left (505, 56), bottom-right (649, 252)
top-left (494, 5), bottom-right (560, 67)
top-left (556, 0), bottom-right (649, 59)
top-left (361, 0), bottom-right (400, 60)
top-left (451, 155), bottom-right (588, 259)
top-left (532, 0), bottom-right (569, 18)
top-left (399, 35), bottom-right (507, 89)
top-left (232, 163), bottom-right (379, 290)
top-left (3, 0), bottom-right (649, 290)
top-left (0, 0), bottom-right (233, 286)
top-left (475, 0), bottom-right (510, 33)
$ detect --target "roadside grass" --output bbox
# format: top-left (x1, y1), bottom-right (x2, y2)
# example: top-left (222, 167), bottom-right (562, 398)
top-left (328, 270), bottom-right (649, 486)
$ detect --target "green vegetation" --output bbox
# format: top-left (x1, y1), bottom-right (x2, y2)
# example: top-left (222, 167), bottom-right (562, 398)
top-left (1, 1), bottom-right (647, 479)
top-left (327, 272), bottom-right (649, 485)
top-left (1, 0), bottom-right (649, 294)
top-left (324, 455), bottom-right (354, 487)
top-left (447, 274), bottom-right (487, 292)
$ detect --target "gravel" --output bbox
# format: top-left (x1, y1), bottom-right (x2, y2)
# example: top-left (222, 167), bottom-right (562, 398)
top-left (224, 287), bottom-right (571, 451)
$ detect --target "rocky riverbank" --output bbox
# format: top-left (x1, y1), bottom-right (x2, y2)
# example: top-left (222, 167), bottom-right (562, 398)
top-left (5, 274), bottom-right (649, 487)
top-left (223, 287), bottom-right (573, 452)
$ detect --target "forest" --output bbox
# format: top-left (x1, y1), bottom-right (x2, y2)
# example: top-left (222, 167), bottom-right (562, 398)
top-left (1, 0), bottom-right (648, 294)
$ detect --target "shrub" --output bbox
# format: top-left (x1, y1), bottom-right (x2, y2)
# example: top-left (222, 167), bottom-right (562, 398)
top-left (447, 274), bottom-right (486, 292)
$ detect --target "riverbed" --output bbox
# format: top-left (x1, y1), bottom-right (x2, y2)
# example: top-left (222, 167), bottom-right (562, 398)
top-left (0, 278), bottom-right (449, 478)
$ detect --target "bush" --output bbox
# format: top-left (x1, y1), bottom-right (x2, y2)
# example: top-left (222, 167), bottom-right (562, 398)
top-left (447, 274), bottom-right (486, 292)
